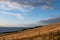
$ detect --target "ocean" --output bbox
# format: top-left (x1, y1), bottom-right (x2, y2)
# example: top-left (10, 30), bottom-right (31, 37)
top-left (0, 27), bottom-right (30, 33)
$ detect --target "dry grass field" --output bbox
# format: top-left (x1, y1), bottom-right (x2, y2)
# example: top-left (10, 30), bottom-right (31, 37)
top-left (0, 22), bottom-right (60, 40)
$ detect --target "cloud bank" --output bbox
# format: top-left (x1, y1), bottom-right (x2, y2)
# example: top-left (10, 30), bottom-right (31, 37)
top-left (13, 17), bottom-right (60, 27)
top-left (35, 17), bottom-right (60, 26)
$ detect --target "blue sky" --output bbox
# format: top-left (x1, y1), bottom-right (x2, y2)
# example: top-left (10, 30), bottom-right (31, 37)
top-left (0, 0), bottom-right (60, 27)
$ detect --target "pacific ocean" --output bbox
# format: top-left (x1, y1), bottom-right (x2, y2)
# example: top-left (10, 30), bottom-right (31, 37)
top-left (0, 27), bottom-right (30, 33)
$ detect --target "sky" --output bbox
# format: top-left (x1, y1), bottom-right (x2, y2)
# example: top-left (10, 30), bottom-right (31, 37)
top-left (0, 0), bottom-right (60, 27)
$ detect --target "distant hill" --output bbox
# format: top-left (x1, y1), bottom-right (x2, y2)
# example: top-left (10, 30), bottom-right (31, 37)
top-left (0, 22), bottom-right (60, 40)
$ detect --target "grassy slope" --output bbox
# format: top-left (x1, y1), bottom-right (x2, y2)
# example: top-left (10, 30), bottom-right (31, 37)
top-left (0, 22), bottom-right (60, 40)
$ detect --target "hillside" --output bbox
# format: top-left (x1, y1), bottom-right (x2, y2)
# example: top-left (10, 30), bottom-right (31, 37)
top-left (0, 22), bottom-right (60, 40)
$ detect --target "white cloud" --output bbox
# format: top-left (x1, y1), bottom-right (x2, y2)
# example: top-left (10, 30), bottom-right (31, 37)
top-left (0, 0), bottom-right (31, 20)
top-left (0, 0), bottom-right (55, 17)
top-left (0, 0), bottom-right (54, 13)
top-left (41, 5), bottom-right (54, 10)
top-left (0, 0), bottom-right (33, 14)
top-left (0, 1), bottom-right (21, 10)
top-left (0, 12), bottom-right (24, 20)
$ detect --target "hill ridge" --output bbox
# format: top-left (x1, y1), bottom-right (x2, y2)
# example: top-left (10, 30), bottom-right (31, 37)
top-left (0, 22), bottom-right (60, 40)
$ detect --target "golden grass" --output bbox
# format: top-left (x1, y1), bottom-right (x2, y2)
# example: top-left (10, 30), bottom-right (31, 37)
top-left (0, 22), bottom-right (60, 40)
